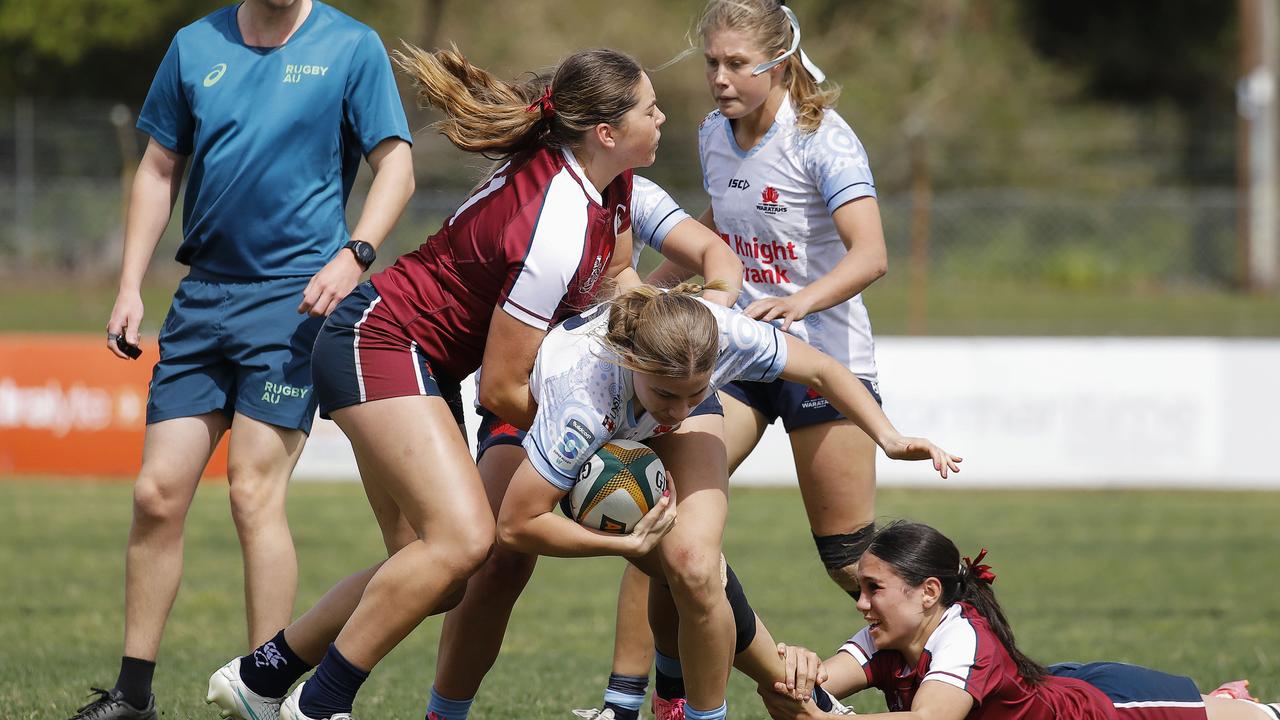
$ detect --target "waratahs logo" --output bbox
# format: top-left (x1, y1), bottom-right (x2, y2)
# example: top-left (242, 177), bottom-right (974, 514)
top-left (800, 386), bottom-right (829, 411)
top-left (756, 186), bottom-right (788, 215)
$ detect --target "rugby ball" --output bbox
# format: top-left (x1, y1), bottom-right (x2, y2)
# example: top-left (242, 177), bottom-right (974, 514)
top-left (569, 440), bottom-right (667, 534)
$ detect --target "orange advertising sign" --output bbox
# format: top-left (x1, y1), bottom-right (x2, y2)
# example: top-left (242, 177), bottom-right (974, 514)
top-left (0, 334), bottom-right (228, 477)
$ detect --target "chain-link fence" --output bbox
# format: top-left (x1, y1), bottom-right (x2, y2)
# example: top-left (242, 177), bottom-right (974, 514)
top-left (0, 99), bottom-right (1246, 293)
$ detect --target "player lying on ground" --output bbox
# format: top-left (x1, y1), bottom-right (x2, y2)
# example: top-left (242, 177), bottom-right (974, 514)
top-left (759, 520), bottom-right (1280, 720)
top-left (205, 43), bottom-right (663, 720)
top-left (469, 282), bottom-right (960, 720)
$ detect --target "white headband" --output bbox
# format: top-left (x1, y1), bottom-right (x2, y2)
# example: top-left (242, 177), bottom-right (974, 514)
top-left (751, 5), bottom-right (826, 84)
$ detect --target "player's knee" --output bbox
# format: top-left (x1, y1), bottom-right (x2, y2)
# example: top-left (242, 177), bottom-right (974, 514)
top-left (227, 475), bottom-right (286, 526)
top-left (481, 546), bottom-right (537, 591)
top-left (435, 523), bottom-right (495, 579)
top-left (826, 564), bottom-right (861, 595)
top-left (813, 523), bottom-right (875, 597)
top-left (131, 476), bottom-right (187, 527)
top-left (665, 548), bottom-right (722, 606)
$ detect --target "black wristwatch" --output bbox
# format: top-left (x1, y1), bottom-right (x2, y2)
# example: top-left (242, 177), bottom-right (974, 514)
top-left (344, 240), bottom-right (376, 271)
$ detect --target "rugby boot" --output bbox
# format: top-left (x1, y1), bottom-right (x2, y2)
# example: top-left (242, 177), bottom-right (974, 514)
top-left (67, 688), bottom-right (157, 720)
top-left (207, 657), bottom-right (283, 720)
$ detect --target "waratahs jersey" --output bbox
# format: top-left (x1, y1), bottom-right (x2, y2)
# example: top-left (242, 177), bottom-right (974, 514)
top-left (630, 176), bottom-right (692, 268)
top-left (372, 147), bottom-right (631, 381)
top-left (523, 299), bottom-right (788, 491)
top-left (699, 96), bottom-right (879, 380)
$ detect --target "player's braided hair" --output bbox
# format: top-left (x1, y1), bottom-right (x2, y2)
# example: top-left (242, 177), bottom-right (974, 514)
top-left (602, 281), bottom-right (732, 378)
top-left (698, 0), bottom-right (838, 133)
top-left (866, 521), bottom-right (1050, 685)
top-left (394, 43), bottom-right (643, 161)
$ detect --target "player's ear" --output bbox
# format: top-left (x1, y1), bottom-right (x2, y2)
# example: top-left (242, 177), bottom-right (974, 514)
top-left (593, 122), bottom-right (617, 150)
top-left (920, 576), bottom-right (943, 609)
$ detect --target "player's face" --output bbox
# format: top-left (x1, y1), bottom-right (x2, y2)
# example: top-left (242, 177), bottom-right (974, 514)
top-left (855, 552), bottom-right (931, 651)
top-left (703, 27), bottom-right (777, 119)
top-left (632, 371), bottom-right (713, 427)
top-left (613, 73), bottom-right (665, 168)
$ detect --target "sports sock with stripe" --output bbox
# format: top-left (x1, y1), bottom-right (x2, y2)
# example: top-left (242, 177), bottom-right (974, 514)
top-left (654, 650), bottom-right (685, 701)
top-left (602, 673), bottom-right (647, 720)
top-left (426, 685), bottom-right (474, 720)
top-left (683, 700), bottom-right (728, 720)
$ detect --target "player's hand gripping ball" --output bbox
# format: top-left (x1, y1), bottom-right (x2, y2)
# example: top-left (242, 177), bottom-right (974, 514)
top-left (569, 440), bottom-right (667, 534)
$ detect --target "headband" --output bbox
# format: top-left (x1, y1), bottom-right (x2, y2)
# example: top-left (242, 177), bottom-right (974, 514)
top-left (751, 5), bottom-right (826, 83)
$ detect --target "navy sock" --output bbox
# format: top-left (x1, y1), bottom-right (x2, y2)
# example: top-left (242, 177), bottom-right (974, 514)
top-left (239, 629), bottom-right (313, 699)
top-left (112, 656), bottom-right (155, 709)
top-left (298, 644), bottom-right (369, 718)
top-left (813, 686), bottom-right (835, 712)
top-left (602, 672), bottom-right (647, 720)
top-left (654, 650), bottom-right (685, 700)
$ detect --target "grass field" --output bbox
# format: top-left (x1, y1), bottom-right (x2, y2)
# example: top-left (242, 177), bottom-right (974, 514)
top-left (2, 480), bottom-right (1278, 720)
top-left (4, 273), bottom-right (1280, 337)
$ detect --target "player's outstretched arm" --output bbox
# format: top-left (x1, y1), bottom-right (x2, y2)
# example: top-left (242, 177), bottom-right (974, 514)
top-left (778, 334), bottom-right (961, 478)
top-left (496, 460), bottom-right (676, 558)
top-left (107, 138), bottom-right (187, 358)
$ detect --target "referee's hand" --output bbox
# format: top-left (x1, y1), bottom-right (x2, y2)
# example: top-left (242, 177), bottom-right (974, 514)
top-left (107, 290), bottom-right (144, 359)
top-left (299, 251), bottom-right (363, 317)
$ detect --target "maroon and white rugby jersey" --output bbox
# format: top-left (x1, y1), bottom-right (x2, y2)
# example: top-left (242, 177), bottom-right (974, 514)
top-left (371, 146), bottom-right (631, 381)
top-left (840, 602), bottom-right (1116, 720)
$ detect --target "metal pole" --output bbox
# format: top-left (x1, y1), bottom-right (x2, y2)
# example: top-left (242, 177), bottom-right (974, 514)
top-left (1237, 0), bottom-right (1279, 292)
top-left (14, 96), bottom-right (34, 263)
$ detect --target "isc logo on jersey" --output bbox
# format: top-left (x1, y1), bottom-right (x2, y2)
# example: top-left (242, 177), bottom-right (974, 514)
top-left (569, 440), bottom-right (667, 534)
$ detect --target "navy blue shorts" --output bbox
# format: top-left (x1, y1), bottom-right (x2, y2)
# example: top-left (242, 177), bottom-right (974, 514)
top-left (147, 271), bottom-right (324, 433)
top-left (1049, 662), bottom-right (1206, 720)
top-left (311, 282), bottom-right (464, 425)
top-left (720, 376), bottom-right (881, 433)
top-left (474, 392), bottom-right (725, 461)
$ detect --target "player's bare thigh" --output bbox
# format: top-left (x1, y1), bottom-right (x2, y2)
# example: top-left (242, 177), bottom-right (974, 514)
top-left (788, 418), bottom-right (876, 535)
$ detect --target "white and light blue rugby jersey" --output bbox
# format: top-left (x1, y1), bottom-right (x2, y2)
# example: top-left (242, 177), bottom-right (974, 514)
top-left (523, 299), bottom-right (788, 491)
top-left (699, 95), bottom-right (878, 380)
top-left (630, 176), bottom-right (692, 269)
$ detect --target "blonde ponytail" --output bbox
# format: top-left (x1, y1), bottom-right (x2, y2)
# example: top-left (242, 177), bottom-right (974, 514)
top-left (602, 281), bottom-right (731, 377)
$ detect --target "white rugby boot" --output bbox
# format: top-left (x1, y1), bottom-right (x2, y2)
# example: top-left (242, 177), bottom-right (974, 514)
top-left (206, 658), bottom-right (283, 720)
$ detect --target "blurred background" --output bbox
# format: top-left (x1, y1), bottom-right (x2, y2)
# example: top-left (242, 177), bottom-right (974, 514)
top-left (2, 4), bottom-right (1279, 718)
top-left (1, 0), bottom-right (1277, 335)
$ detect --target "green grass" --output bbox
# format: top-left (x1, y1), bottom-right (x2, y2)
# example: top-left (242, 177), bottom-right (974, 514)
top-left (2, 480), bottom-right (1278, 719)
top-left (2, 272), bottom-right (1280, 336)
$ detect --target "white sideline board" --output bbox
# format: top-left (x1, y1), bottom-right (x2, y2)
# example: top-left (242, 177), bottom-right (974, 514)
top-left (293, 338), bottom-right (1280, 489)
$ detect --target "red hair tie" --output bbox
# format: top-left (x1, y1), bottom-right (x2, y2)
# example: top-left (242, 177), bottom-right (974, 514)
top-left (962, 548), bottom-right (997, 585)
top-left (527, 85), bottom-right (555, 119)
